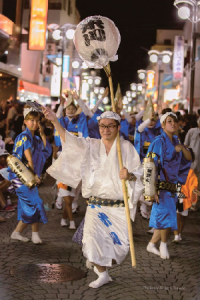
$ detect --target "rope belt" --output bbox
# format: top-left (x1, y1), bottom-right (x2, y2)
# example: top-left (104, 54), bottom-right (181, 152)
top-left (87, 196), bottom-right (125, 207)
top-left (156, 181), bottom-right (177, 193)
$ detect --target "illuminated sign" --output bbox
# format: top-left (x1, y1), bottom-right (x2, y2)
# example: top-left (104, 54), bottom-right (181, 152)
top-left (51, 64), bottom-right (61, 97)
top-left (173, 36), bottom-right (184, 80)
top-left (147, 70), bottom-right (155, 89)
top-left (63, 55), bottom-right (70, 78)
top-left (29, 0), bottom-right (48, 51)
top-left (0, 14), bottom-right (13, 35)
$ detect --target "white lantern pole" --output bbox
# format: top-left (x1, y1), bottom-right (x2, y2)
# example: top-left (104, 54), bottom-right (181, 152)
top-left (104, 63), bottom-right (136, 268)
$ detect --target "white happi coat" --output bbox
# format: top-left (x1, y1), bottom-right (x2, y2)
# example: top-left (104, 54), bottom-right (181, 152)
top-left (47, 130), bottom-right (143, 266)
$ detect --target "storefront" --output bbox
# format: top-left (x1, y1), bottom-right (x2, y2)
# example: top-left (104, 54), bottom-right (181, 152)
top-left (18, 80), bottom-right (51, 105)
top-left (0, 71), bottom-right (18, 101)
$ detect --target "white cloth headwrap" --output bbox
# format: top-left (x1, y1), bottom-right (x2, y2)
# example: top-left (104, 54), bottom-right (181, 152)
top-left (23, 107), bottom-right (37, 118)
top-left (160, 112), bottom-right (177, 124)
top-left (96, 111), bottom-right (121, 122)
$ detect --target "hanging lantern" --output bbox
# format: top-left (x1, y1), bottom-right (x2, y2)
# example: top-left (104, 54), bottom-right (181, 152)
top-left (73, 16), bottom-right (121, 69)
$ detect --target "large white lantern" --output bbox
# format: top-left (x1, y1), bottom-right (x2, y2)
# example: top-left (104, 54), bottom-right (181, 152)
top-left (73, 16), bottom-right (121, 68)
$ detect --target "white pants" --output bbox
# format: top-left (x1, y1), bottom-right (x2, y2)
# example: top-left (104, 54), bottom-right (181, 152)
top-left (82, 205), bottom-right (129, 267)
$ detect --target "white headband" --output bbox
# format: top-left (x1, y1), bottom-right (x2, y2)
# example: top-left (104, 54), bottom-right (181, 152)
top-left (23, 107), bottom-right (37, 118)
top-left (96, 111), bottom-right (121, 122)
top-left (160, 112), bottom-right (177, 124)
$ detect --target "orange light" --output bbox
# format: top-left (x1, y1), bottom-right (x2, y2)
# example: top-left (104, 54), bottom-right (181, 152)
top-left (0, 14), bottom-right (13, 35)
top-left (147, 71), bottom-right (155, 89)
top-left (28, 0), bottom-right (48, 51)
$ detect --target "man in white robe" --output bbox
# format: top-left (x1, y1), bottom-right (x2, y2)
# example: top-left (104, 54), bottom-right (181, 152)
top-left (43, 108), bottom-right (143, 288)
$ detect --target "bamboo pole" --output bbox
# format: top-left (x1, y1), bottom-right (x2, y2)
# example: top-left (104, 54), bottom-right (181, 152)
top-left (103, 63), bottom-right (136, 268)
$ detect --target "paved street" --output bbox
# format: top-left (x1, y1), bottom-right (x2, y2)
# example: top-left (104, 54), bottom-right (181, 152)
top-left (0, 175), bottom-right (199, 300)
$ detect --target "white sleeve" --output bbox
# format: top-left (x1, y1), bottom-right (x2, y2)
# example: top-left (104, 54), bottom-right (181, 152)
top-left (124, 141), bottom-right (144, 222)
top-left (77, 98), bottom-right (93, 118)
top-left (56, 105), bottom-right (64, 118)
top-left (135, 110), bottom-right (144, 121)
top-left (138, 119), bottom-right (151, 133)
top-left (47, 130), bottom-right (89, 188)
top-left (184, 130), bottom-right (191, 146)
top-left (122, 109), bottom-right (132, 123)
top-left (93, 97), bottom-right (103, 113)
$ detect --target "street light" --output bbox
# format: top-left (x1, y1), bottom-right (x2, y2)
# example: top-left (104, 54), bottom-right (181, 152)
top-left (138, 69), bottom-right (146, 80)
top-left (129, 83), bottom-right (144, 110)
top-left (82, 62), bottom-right (88, 69)
top-left (88, 77), bottom-right (93, 85)
top-left (174, 0), bottom-right (200, 113)
top-left (126, 90), bottom-right (132, 97)
top-left (51, 23), bottom-right (76, 95)
top-left (148, 50), bottom-right (172, 107)
top-left (72, 61), bottom-right (80, 69)
top-left (130, 83), bottom-right (137, 91)
top-left (94, 77), bottom-right (101, 85)
top-left (100, 87), bottom-right (105, 94)
top-left (137, 83), bottom-right (143, 92)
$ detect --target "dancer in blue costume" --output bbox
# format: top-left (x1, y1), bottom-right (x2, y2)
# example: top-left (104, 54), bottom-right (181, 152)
top-left (120, 109), bottom-right (144, 144)
top-left (10, 105), bottom-right (52, 244)
top-left (72, 89), bottom-right (110, 139)
top-left (146, 112), bottom-right (192, 259)
top-left (54, 95), bottom-right (89, 229)
top-left (134, 115), bottom-right (163, 162)
top-left (134, 111), bottom-right (163, 219)
top-left (54, 95), bottom-right (89, 148)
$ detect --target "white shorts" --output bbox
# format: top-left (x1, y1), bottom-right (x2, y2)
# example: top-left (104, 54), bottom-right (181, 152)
top-left (57, 187), bottom-right (76, 198)
top-left (176, 209), bottom-right (188, 216)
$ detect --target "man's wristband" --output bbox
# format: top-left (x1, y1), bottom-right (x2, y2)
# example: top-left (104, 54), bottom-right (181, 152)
top-left (129, 172), bottom-right (136, 181)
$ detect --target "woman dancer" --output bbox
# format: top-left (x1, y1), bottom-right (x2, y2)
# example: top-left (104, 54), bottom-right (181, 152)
top-left (146, 112), bottom-right (192, 259)
top-left (9, 105), bottom-right (52, 244)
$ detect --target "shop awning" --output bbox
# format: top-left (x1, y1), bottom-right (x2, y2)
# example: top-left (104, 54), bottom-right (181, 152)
top-left (19, 80), bottom-right (50, 96)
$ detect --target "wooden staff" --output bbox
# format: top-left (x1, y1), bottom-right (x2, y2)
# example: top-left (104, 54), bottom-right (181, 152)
top-left (103, 63), bottom-right (136, 268)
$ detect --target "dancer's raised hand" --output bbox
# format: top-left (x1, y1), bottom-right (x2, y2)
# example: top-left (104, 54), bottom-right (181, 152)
top-left (42, 107), bottom-right (57, 123)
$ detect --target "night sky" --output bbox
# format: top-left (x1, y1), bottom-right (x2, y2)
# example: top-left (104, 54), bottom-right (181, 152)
top-left (76, 0), bottom-right (185, 95)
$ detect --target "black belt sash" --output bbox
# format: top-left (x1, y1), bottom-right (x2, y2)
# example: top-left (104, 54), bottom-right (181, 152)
top-left (87, 196), bottom-right (125, 207)
top-left (156, 181), bottom-right (177, 193)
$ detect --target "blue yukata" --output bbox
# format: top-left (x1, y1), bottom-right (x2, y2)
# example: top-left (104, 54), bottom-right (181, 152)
top-left (8, 128), bottom-right (52, 224)
top-left (146, 132), bottom-right (191, 231)
top-left (54, 112), bottom-right (89, 147)
top-left (120, 119), bottom-right (135, 144)
top-left (87, 109), bottom-right (102, 139)
top-left (134, 119), bottom-right (163, 162)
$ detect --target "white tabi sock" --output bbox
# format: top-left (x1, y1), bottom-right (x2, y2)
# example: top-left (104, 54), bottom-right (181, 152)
top-left (94, 266), bottom-right (113, 282)
top-left (159, 241), bottom-right (170, 259)
top-left (178, 233), bottom-right (182, 241)
top-left (69, 220), bottom-right (76, 229)
top-left (60, 218), bottom-right (68, 227)
top-left (32, 232), bottom-right (42, 244)
top-left (11, 231), bottom-right (30, 243)
top-left (89, 269), bottom-right (110, 288)
top-left (147, 242), bottom-right (160, 256)
top-left (172, 235), bottom-right (180, 243)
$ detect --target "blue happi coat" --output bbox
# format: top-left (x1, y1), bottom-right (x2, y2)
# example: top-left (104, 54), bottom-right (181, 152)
top-left (8, 127), bottom-right (52, 224)
top-left (54, 112), bottom-right (89, 147)
top-left (146, 131), bottom-right (191, 230)
top-left (120, 119), bottom-right (135, 144)
top-left (87, 109), bottom-right (102, 139)
top-left (134, 119), bottom-right (163, 161)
